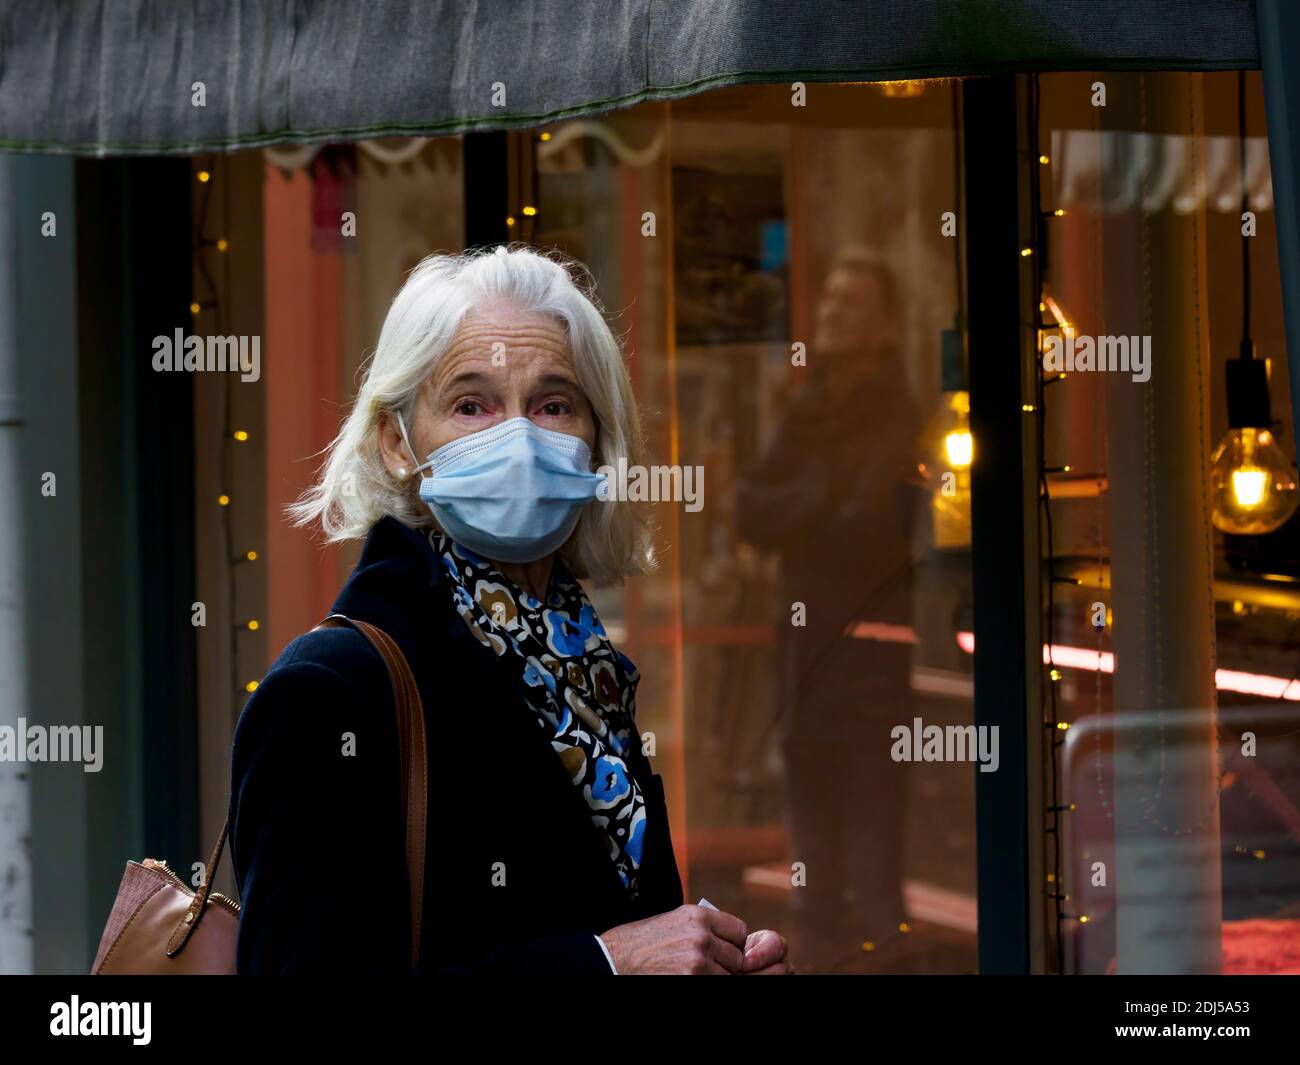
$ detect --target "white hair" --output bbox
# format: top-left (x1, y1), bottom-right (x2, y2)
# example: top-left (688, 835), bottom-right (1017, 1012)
top-left (289, 245), bottom-right (655, 584)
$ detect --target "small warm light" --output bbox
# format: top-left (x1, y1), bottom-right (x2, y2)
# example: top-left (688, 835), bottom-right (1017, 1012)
top-left (1079, 915), bottom-right (1090, 924)
top-left (1232, 599), bottom-right (1247, 616)
top-left (1021, 247), bottom-right (1033, 257)
top-left (931, 391), bottom-right (973, 550)
top-left (1054, 208), bottom-right (1066, 217)
top-left (245, 550), bottom-right (258, 562)
top-left (197, 170), bottom-right (211, 183)
top-left (244, 680), bottom-right (259, 693)
top-left (944, 429), bottom-right (974, 469)
top-left (1039, 301), bottom-right (1047, 312)
top-left (861, 941), bottom-right (876, 952)
top-left (246, 619), bottom-right (260, 631)
top-left (505, 216), bottom-right (516, 227)
top-left (1253, 849), bottom-right (1266, 860)
top-left (1049, 668), bottom-right (1063, 682)
top-left (539, 131), bottom-right (552, 141)
top-left (1046, 873), bottom-right (1056, 883)
top-left (233, 429), bottom-right (249, 442)
top-left (1056, 721), bottom-right (1071, 730)
top-left (1039, 154), bottom-right (1050, 165)
top-left (190, 301), bottom-right (201, 315)
top-left (522, 205), bottom-right (537, 217)
top-left (216, 238), bottom-right (229, 252)
top-left (1023, 404), bottom-right (1036, 413)
top-left (898, 922), bottom-right (911, 934)
top-left (217, 494), bottom-right (230, 507)
top-left (1232, 468), bottom-right (1269, 508)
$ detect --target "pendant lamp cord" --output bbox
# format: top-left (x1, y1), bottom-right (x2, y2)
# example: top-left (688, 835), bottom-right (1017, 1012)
top-left (1240, 69), bottom-right (1252, 355)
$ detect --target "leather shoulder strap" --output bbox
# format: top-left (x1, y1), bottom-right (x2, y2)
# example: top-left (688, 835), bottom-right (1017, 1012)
top-left (169, 614), bottom-right (428, 969)
top-left (165, 819), bottom-right (229, 957)
top-left (316, 614), bottom-right (428, 970)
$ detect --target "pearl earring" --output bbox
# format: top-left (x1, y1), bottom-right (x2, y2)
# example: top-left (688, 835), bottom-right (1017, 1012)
top-left (396, 467), bottom-right (408, 479)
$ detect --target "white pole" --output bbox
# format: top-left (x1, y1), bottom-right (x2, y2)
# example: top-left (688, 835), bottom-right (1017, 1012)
top-left (1105, 72), bottom-right (1223, 974)
top-left (0, 154), bottom-right (33, 974)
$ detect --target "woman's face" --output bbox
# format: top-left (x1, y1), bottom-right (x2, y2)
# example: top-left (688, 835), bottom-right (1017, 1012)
top-left (379, 298), bottom-right (598, 475)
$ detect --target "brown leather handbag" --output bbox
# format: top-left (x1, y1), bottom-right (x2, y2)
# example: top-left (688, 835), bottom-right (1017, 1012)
top-left (91, 615), bottom-right (428, 974)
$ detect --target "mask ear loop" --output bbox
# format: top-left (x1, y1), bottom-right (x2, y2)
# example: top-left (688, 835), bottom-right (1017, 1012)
top-left (393, 409), bottom-right (434, 480)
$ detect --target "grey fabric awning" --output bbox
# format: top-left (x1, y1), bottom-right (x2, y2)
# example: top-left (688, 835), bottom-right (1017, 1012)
top-left (0, 0), bottom-right (1262, 157)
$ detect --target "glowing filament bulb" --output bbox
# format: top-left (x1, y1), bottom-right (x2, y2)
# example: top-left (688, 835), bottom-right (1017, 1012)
top-left (944, 429), bottom-right (973, 469)
top-left (1231, 467), bottom-right (1268, 508)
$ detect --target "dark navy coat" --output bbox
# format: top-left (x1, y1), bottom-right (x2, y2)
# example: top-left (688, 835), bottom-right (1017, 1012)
top-left (228, 516), bottom-right (683, 974)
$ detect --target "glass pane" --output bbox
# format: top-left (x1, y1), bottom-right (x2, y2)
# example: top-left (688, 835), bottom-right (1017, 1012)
top-left (533, 85), bottom-right (978, 974)
top-left (1039, 71), bottom-right (1300, 975)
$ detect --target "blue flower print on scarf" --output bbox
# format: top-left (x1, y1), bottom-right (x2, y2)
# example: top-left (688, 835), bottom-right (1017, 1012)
top-left (586, 754), bottom-right (632, 810)
top-left (624, 804), bottom-right (647, 868)
top-left (522, 658), bottom-right (556, 693)
top-left (543, 603), bottom-right (604, 657)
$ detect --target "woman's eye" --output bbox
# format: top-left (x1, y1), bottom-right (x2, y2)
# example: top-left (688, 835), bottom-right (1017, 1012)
top-left (455, 400), bottom-right (485, 416)
top-left (539, 400), bottom-right (571, 417)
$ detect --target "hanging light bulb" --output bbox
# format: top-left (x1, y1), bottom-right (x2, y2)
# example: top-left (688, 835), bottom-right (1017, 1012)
top-left (925, 345), bottom-right (974, 550)
top-left (932, 389), bottom-right (973, 550)
top-left (944, 410), bottom-right (974, 469)
top-left (1210, 374), bottom-right (1298, 535)
top-left (1210, 72), bottom-right (1299, 537)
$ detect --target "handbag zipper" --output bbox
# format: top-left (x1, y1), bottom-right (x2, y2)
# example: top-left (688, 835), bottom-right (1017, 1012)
top-left (141, 858), bottom-right (242, 917)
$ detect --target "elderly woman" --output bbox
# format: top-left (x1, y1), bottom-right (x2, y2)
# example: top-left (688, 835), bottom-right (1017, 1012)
top-left (229, 246), bottom-right (790, 975)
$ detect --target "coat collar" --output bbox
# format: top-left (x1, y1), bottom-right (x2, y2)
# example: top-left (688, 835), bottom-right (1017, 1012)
top-left (329, 516), bottom-right (472, 669)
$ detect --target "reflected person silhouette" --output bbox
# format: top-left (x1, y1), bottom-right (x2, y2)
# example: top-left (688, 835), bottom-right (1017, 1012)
top-left (736, 247), bottom-right (922, 972)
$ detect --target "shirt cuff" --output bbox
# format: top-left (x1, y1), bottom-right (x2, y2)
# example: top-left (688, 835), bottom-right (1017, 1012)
top-left (593, 934), bottom-right (618, 974)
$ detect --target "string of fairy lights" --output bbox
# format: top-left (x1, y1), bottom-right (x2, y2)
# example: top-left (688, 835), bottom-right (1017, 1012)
top-left (1024, 73), bottom-right (1074, 973)
top-left (192, 156), bottom-right (262, 710)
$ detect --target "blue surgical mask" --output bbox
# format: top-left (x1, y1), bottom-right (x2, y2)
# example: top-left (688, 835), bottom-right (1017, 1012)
top-left (398, 414), bottom-right (605, 564)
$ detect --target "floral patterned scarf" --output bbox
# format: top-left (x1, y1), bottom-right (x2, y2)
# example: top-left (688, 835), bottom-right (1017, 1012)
top-left (430, 529), bottom-right (647, 898)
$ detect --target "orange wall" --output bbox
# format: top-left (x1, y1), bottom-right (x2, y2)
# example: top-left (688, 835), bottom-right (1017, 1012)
top-left (264, 167), bottom-right (343, 657)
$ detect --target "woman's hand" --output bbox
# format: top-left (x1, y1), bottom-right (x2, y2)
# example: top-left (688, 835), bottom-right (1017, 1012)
top-left (741, 929), bottom-right (793, 974)
top-left (600, 904), bottom-right (749, 974)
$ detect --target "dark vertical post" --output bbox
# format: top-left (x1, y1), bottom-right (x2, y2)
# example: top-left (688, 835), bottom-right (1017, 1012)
top-left (962, 75), bottom-right (1045, 974)
top-left (70, 157), bottom-right (200, 963)
top-left (121, 159), bottom-right (199, 869)
top-left (1258, 1), bottom-right (1300, 446)
top-left (463, 132), bottom-right (510, 248)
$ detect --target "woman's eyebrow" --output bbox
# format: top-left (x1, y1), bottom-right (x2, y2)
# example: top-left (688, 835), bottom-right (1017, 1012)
top-left (437, 370), bottom-right (494, 393)
top-left (534, 372), bottom-right (581, 392)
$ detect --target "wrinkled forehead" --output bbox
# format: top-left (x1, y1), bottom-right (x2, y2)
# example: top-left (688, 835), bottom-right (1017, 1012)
top-left (428, 303), bottom-right (580, 392)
